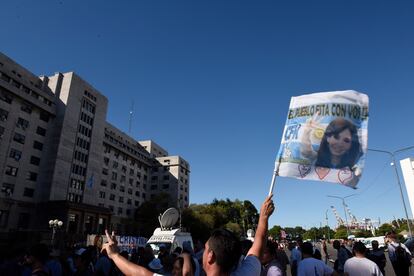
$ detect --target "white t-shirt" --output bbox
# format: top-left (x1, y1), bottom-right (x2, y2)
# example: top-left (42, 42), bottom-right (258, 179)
top-left (297, 257), bottom-right (334, 276)
top-left (344, 257), bottom-right (383, 276)
top-left (231, 255), bottom-right (261, 276)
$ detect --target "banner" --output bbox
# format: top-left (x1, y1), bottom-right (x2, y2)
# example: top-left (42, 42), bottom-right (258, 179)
top-left (275, 90), bottom-right (369, 188)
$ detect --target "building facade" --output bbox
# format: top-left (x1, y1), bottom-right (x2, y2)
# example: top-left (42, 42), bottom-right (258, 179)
top-left (0, 52), bottom-right (189, 237)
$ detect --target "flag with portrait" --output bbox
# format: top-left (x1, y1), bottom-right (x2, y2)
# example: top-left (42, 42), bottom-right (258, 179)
top-left (275, 90), bottom-right (369, 188)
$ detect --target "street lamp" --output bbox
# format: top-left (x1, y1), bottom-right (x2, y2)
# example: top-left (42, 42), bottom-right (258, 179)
top-left (368, 146), bottom-right (414, 238)
top-left (49, 219), bottom-right (63, 247)
top-left (327, 194), bottom-right (356, 238)
top-left (325, 209), bottom-right (330, 241)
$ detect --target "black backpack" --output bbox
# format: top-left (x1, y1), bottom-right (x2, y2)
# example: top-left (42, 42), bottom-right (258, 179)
top-left (392, 243), bottom-right (411, 267)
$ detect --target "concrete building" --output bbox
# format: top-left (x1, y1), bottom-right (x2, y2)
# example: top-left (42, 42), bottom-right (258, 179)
top-left (0, 52), bottom-right (189, 237)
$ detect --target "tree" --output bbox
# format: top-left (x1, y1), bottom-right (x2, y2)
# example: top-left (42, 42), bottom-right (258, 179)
top-left (334, 226), bottom-right (348, 239)
top-left (377, 223), bottom-right (394, 236)
top-left (268, 225), bottom-right (282, 239)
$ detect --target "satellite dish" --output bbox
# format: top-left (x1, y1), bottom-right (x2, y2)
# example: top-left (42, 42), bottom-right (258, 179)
top-left (159, 208), bottom-right (179, 229)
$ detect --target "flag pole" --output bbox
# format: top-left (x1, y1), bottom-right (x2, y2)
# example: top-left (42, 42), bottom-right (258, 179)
top-left (268, 156), bottom-right (282, 195)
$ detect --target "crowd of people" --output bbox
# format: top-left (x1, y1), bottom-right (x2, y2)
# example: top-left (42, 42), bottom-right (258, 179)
top-left (0, 195), bottom-right (413, 276)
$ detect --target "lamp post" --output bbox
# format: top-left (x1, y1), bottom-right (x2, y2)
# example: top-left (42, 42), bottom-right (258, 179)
top-left (49, 219), bottom-right (63, 247)
top-left (327, 194), bottom-right (356, 238)
top-left (368, 146), bottom-right (414, 238)
top-left (325, 209), bottom-right (330, 241)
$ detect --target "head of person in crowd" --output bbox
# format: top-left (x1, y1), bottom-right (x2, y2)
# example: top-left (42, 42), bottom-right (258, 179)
top-left (385, 231), bottom-right (397, 242)
top-left (300, 242), bottom-right (314, 258)
top-left (352, 241), bottom-right (367, 257)
top-left (316, 118), bottom-right (362, 169)
top-left (296, 238), bottom-right (303, 247)
top-left (173, 246), bottom-right (183, 257)
top-left (202, 228), bottom-right (241, 275)
top-left (333, 240), bottom-right (341, 250)
top-left (240, 239), bottom-right (253, 257)
top-left (171, 255), bottom-right (196, 276)
top-left (25, 243), bottom-right (49, 269)
top-left (371, 240), bottom-right (379, 251)
top-left (73, 248), bottom-right (92, 273)
top-left (148, 258), bottom-right (163, 273)
top-left (261, 240), bottom-right (277, 265)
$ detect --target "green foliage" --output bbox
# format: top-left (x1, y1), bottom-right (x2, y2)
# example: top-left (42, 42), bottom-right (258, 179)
top-left (354, 230), bottom-right (373, 238)
top-left (182, 198), bottom-right (259, 241)
top-left (134, 193), bottom-right (172, 237)
top-left (334, 226), bottom-right (348, 239)
top-left (268, 225), bottom-right (282, 239)
top-left (377, 223), bottom-right (394, 236)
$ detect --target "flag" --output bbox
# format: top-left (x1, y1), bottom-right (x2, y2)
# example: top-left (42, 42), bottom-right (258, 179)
top-left (87, 174), bottom-right (94, 188)
top-left (275, 90), bottom-right (369, 188)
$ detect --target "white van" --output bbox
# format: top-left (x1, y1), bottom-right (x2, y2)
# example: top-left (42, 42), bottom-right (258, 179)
top-left (147, 227), bottom-right (193, 257)
top-left (363, 236), bottom-right (386, 249)
top-left (146, 207), bottom-right (193, 257)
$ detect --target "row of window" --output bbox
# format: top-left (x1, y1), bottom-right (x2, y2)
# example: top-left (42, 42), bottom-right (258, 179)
top-left (84, 90), bottom-right (97, 102)
top-left (78, 124), bottom-right (92, 138)
top-left (0, 71), bottom-right (53, 106)
top-left (72, 164), bottom-right (86, 177)
top-left (76, 137), bottom-right (90, 150)
top-left (80, 112), bottom-right (94, 126)
top-left (3, 168), bottom-right (37, 181)
top-left (82, 99), bottom-right (96, 114)
top-left (74, 150), bottom-right (89, 163)
top-left (104, 134), bottom-right (149, 162)
top-left (2, 183), bottom-right (36, 198)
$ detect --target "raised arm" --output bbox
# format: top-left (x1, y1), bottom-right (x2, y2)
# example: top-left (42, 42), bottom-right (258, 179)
top-left (246, 195), bottom-right (275, 257)
top-left (101, 230), bottom-right (153, 276)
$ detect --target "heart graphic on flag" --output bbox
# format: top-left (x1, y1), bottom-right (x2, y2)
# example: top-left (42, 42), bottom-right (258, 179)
top-left (298, 164), bottom-right (311, 178)
top-left (315, 167), bottom-right (330, 180)
top-left (338, 168), bottom-right (354, 184)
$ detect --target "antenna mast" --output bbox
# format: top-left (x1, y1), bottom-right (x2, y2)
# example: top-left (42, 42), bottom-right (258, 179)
top-left (128, 100), bottom-right (134, 134)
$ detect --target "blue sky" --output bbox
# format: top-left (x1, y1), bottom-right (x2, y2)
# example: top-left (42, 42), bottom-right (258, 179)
top-left (2, 0), bottom-right (414, 229)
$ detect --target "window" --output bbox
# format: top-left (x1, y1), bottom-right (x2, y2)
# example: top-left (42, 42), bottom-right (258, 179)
top-left (30, 156), bottom-right (40, 166)
top-left (120, 175), bottom-right (126, 182)
top-left (5, 166), bottom-right (18, 176)
top-left (162, 184), bottom-right (169, 189)
top-left (127, 199), bottom-right (132, 205)
top-left (0, 108), bottom-right (8, 121)
top-left (119, 196), bottom-right (124, 203)
top-left (102, 168), bottom-right (108, 175)
top-left (104, 157), bottom-right (109, 165)
top-left (21, 103), bottom-right (32, 114)
top-left (9, 148), bottom-right (22, 161)
top-left (151, 185), bottom-right (157, 190)
top-left (163, 175), bottom-right (170, 180)
top-left (26, 172), bottom-right (38, 181)
top-left (1, 183), bottom-right (14, 196)
top-left (0, 126), bottom-right (4, 140)
top-left (120, 186), bottom-right (125, 192)
top-left (111, 183), bottom-right (117, 190)
top-left (117, 207), bottom-right (122, 215)
top-left (100, 180), bottom-right (107, 187)
top-left (36, 126), bottom-right (46, 136)
top-left (33, 141), bottom-right (43, 151)
top-left (135, 201), bottom-right (140, 207)
top-left (17, 213), bottom-right (30, 229)
top-left (0, 91), bottom-right (12, 104)
top-left (23, 188), bottom-right (34, 198)
top-left (129, 178), bottom-right (133, 185)
top-left (39, 112), bottom-right (49, 122)
top-left (13, 133), bottom-right (25, 144)
top-left (112, 161), bottom-right (118, 168)
top-left (111, 172), bottom-right (117, 180)
top-left (99, 191), bottom-right (105, 198)
top-left (127, 188), bottom-right (132, 195)
top-left (135, 191), bottom-right (140, 196)
top-left (109, 194), bottom-right (115, 201)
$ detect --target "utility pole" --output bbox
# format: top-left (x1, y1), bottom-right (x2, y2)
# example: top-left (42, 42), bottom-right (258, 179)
top-left (368, 146), bottom-right (414, 238)
top-left (325, 209), bottom-right (330, 241)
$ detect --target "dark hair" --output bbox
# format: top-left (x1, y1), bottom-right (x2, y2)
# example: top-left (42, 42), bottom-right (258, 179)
top-left (264, 240), bottom-right (277, 257)
top-left (353, 241), bottom-right (366, 254)
top-left (300, 242), bottom-right (314, 256)
top-left (316, 118), bottom-right (362, 169)
top-left (333, 240), bottom-right (341, 249)
top-left (240, 239), bottom-right (253, 256)
top-left (208, 229), bottom-right (241, 273)
top-left (27, 243), bottom-right (49, 264)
